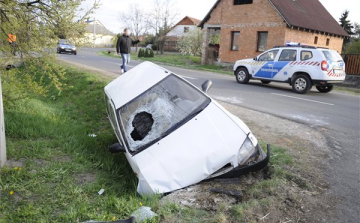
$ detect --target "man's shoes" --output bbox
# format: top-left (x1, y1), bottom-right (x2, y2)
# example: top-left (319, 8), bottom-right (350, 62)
top-left (121, 69), bottom-right (124, 74)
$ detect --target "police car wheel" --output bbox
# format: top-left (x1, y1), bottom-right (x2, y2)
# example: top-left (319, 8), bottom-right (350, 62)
top-left (236, 68), bottom-right (250, 84)
top-left (292, 75), bottom-right (311, 94)
top-left (316, 85), bottom-right (333, 93)
top-left (261, 80), bottom-right (271, 84)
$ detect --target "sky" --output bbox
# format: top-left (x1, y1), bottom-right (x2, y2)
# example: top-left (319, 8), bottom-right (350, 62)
top-left (79, 0), bottom-right (360, 34)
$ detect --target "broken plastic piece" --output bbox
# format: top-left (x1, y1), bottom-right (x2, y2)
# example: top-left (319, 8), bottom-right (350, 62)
top-left (88, 134), bottom-right (97, 138)
top-left (98, 188), bottom-right (104, 195)
top-left (131, 206), bottom-right (157, 222)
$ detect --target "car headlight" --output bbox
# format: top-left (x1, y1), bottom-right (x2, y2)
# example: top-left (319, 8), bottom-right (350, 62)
top-left (72, 47), bottom-right (76, 50)
top-left (60, 47), bottom-right (64, 49)
top-left (238, 133), bottom-right (258, 166)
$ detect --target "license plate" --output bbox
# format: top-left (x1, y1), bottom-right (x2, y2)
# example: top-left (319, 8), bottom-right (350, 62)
top-left (65, 49), bottom-right (71, 51)
top-left (333, 69), bottom-right (343, 74)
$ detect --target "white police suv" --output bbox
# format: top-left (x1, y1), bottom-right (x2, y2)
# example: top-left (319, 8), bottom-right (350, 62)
top-left (233, 45), bottom-right (346, 94)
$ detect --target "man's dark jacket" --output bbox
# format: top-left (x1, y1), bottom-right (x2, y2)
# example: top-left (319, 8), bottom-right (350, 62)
top-left (116, 35), bottom-right (140, 54)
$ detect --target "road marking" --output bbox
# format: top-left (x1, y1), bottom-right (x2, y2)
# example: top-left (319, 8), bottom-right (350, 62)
top-left (179, 75), bottom-right (197, 80)
top-left (272, 93), bottom-right (335, 106)
top-left (101, 60), bottom-right (133, 67)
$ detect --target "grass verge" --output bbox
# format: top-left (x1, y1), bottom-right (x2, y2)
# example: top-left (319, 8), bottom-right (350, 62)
top-left (98, 50), bottom-right (233, 75)
top-left (1, 60), bottom-right (304, 222)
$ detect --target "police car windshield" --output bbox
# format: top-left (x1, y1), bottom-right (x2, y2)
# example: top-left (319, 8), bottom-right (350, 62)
top-left (322, 50), bottom-right (343, 62)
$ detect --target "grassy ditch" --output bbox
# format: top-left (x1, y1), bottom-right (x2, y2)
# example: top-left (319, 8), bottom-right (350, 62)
top-left (98, 50), bottom-right (233, 75)
top-left (1, 60), bottom-right (306, 222)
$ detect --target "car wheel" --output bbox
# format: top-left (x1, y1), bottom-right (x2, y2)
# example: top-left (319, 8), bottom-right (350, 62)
top-left (235, 68), bottom-right (250, 84)
top-left (261, 80), bottom-right (271, 84)
top-left (316, 85), bottom-right (333, 93)
top-left (73, 51), bottom-right (77, 55)
top-left (292, 74), bottom-right (311, 94)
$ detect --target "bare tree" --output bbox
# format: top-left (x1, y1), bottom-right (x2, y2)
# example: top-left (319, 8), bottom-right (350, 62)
top-left (119, 3), bottom-right (148, 51)
top-left (147, 0), bottom-right (179, 54)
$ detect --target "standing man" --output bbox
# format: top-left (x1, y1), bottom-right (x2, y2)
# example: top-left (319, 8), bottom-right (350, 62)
top-left (116, 28), bottom-right (142, 73)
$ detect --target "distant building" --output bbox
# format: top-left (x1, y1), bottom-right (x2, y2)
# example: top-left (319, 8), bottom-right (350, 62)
top-left (164, 16), bottom-right (201, 51)
top-left (199, 0), bottom-right (349, 64)
top-left (82, 19), bottom-right (115, 47)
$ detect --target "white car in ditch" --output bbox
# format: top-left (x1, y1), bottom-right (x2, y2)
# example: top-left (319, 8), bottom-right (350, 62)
top-left (104, 62), bottom-right (270, 195)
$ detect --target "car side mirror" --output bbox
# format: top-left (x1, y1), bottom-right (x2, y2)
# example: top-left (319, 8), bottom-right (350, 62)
top-left (201, 80), bottom-right (212, 93)
top-left (253, 57), bottom-right (258, 61)
top-left (109, 143), bottom-right (126, 153)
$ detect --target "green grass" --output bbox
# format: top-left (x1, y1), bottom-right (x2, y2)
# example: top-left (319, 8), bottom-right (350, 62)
top-left (99, 51), bottom-right (233, 75)
top-left (1, 60), bottom-right (302, 222)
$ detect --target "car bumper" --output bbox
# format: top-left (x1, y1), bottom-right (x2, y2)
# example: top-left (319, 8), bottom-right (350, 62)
top-left (313, 79), bottom-right (344, 86)
top-left (215, 144), bottom-right (271, 179)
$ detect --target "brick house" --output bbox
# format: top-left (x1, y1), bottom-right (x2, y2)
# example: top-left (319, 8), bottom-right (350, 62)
top-left (199, 0), bottom-right (349, 64)
top-left (164, 16), bottom-right (201, 51)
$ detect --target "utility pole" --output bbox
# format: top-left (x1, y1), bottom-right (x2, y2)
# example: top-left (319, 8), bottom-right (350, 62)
top-left (93, 18), bottom-right (96, 48)
top-left (0, 73), bottom-right (7, 167)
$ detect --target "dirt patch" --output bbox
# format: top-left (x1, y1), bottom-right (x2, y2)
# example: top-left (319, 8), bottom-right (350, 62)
top-left (75, 173), bottom-right (96, 185)
top-left (5, 158), bottom-right (26, 168)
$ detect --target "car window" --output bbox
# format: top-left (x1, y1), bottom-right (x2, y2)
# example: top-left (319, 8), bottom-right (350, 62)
top-left (322, 50), bottom-right (343, 62)
top-left (301, 51), bottom-right (313, 61)
top-left (105, 95), bottom-right (123, 146)
top-left (278, 50), bottom-right (297, 61)
top-left (258, 50), bottom-right (279, 61)
top-left (118, 75), bottom-right (211, 154)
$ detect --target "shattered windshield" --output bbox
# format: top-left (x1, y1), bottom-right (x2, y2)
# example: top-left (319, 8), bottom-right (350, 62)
top-left (119, 75), bottom-right (210, 154)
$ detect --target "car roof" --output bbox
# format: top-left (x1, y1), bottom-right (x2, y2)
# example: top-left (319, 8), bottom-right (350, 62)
top-left (104, 62), bottom-right (170, 109)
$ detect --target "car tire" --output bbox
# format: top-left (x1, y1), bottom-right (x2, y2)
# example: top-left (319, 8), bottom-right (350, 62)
top-left (73, 51), bottom-right (77, 55)
top-left (235, 67), bottom-right (250, 84)
top-left (316, 85), bottom-right (333, 93)
top-left (261, 80), bottom-right (271, 84)
top-left (292, 74), bottom-right (311, 94)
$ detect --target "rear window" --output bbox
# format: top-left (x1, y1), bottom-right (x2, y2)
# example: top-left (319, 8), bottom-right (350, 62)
top-left (322, 50), bottom-right (343, 62)
top-left (301, 51), bottom-right (313, 61)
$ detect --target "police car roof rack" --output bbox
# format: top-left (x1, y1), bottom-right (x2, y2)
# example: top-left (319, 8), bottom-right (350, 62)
top-left (273, 45), bottom-right (317, 49)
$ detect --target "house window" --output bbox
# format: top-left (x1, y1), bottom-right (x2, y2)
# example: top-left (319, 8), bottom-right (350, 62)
top-left (314, 36), bottom-right (318, 44)
top-left (231, 31), bottom-right (240, 51)
top-left (278, 50), bottom-right (297, 61)
top-left (326, 38), bottom-right (330, 46)
top-left (184, 27), bottom-right (189, 33)
top-left (234, 0), bottom-right (253, 5)
top-left (301, 51), bottom-right (313, 60)
top-left (257, 32), bottom-right (268, 52)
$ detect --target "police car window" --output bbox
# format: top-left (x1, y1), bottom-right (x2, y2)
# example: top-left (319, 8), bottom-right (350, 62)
top-left (301, 51), bottom-right (313, 61)
top-left (258, 50), bottom-right (279, 62)
top-left (279, 50), bottom-right (297, 61)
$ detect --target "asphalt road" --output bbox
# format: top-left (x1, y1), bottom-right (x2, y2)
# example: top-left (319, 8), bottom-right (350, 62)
top-left (58, 47), bottom-right (360, 222)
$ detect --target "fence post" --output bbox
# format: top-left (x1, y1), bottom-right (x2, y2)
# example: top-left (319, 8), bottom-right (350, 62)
top-left (0, 74), bottom-right (6, 167)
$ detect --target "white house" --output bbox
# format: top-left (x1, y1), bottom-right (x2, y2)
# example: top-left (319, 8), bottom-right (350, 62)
top-left (81, 19), bottom-right (115, 47)
top-left (164, 16), bottom-right (201, 51)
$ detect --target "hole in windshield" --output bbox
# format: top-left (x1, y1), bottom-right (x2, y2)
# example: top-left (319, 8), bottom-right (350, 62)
top-left (131, 112), bottom-right (154, 141)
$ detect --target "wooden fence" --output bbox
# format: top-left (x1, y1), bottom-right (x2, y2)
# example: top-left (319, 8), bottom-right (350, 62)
top-left (341, 54), bottom-right (360, 75)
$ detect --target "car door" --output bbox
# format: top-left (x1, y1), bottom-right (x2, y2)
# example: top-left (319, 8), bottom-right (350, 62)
top-left (272, 49), bottom-right (297, 81)
top-left (254, 49), bottom-right (280, 79)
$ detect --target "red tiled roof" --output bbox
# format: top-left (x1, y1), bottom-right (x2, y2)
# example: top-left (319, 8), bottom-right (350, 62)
top-left (199, 0), bottom-right (348, 37)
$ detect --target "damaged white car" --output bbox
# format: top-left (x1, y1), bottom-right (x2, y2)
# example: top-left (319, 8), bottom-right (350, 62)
top-left (104, 62), bottom-right (270, 195)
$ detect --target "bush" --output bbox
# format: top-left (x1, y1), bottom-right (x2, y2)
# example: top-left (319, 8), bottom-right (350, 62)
top-left (138, 49), bottom-right (144, 57)
top-left (151, 44), bottom-right (158, 51)
top-left (344, 40), bottom-right (360, 54)
top-left (144, 49), bottom-right (149, 58)
top-left (149, 49), bottom-right (154, 58)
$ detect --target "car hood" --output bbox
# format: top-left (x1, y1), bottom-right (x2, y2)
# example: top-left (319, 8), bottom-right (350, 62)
top-left (132, 102), bottom-right (249, 195)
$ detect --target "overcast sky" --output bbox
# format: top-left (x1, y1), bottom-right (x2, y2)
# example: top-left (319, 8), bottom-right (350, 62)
top-left (79, 0), bottom-right (360, 34)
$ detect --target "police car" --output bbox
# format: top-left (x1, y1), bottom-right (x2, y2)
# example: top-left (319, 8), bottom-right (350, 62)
top-left (233, 43), bottom-right (346, 94)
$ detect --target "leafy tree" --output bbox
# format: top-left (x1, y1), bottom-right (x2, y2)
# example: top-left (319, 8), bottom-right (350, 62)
top-left (177, 28), bottom-right (204, 56)
top-left (344, 41), bottom-right (360, 54)
top-left (0, 0), bottom-right (99, 102)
